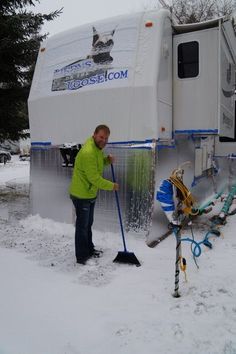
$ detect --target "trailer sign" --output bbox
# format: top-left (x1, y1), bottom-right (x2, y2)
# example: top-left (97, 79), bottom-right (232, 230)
top-left (66, 69), bottom-right (128, 90)
top-left (52, 64), bottom-right (128, 91)
top-left (50, 24), bottom-right (132, 92)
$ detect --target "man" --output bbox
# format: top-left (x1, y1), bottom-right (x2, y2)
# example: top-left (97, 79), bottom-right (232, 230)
top-left (69, 125), bottom-right (119, 265)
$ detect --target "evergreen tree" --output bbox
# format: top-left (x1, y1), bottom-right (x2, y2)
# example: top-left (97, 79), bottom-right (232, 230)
top-left (0, 0), bottom-right (62, 142)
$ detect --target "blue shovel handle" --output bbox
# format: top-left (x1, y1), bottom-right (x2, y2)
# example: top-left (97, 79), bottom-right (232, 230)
top-left (111, 164), bottom-right (128, 252)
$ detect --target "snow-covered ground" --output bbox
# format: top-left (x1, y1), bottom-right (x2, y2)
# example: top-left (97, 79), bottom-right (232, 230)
top-left (0, 156), bottom-right (236, 354)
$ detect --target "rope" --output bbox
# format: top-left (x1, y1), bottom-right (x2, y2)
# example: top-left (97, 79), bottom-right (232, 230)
top-left (181, 228), bottom-right (221, 258)
top-left (189, 223), bottom-right (199, 269)
top-left (169, 170), bottom-right (198, 216)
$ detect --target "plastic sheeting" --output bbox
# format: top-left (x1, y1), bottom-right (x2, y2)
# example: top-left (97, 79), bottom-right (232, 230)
top-left (95, 143), bottom-right (156, 235)
top-left (30, 143), bottom-right (156, 237)
top-left (29, 140), bottom-right (236, 242)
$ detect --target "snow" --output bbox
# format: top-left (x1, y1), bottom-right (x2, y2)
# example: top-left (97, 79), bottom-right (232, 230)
top-left (0, 155), bottom-right (29, 185)
top-left (0, 156), bottom-right (236, 354)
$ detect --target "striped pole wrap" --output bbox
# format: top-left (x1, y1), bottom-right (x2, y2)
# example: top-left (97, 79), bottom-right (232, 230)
top-left (173, 228), bottom-right (181, 298)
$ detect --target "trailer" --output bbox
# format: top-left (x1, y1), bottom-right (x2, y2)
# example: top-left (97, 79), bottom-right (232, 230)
top-left (28, 9), bottom-right (236, 241)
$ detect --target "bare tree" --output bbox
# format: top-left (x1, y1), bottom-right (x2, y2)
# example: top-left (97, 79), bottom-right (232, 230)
top-left (148, 0), bottom-right (236, 23)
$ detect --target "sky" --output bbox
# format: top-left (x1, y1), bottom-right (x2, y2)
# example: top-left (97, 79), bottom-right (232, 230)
top-left (31, 0), bottom-right (160, 36)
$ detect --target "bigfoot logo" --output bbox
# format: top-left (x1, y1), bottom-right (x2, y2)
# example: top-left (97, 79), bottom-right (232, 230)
top-left (88, 26), bottom-right (115, 64)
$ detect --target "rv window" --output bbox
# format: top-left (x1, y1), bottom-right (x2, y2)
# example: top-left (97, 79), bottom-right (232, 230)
top-left (178, 41), bottom-right (199, 79)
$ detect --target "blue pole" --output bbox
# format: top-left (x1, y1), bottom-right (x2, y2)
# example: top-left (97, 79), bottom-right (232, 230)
top-left (111, 164), bottom-right (128, 252)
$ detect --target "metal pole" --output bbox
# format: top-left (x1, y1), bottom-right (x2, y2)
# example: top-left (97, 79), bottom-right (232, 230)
top-left (173, 227), bottom-right (181, 298)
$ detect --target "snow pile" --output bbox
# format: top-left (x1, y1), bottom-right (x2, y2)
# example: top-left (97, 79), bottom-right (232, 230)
top-left (0, 157), bottom-right (236, 354)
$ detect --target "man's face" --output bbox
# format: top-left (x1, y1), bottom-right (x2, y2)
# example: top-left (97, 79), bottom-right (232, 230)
top-left (93, 129), bottom-right (110, 149)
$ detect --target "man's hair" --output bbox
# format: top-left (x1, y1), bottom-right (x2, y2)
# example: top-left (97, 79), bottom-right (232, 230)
top-left (94, 124), bottom-right (110, 135)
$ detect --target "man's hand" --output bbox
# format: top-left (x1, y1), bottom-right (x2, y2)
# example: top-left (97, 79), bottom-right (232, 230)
top-left (113, 183), bottom-right (119, 191)
top-left (107, 154), bottom-right (115, 164)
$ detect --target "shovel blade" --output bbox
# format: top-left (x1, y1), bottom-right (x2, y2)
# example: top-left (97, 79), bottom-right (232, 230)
top-left (113, 251), bottom-right (141, 266)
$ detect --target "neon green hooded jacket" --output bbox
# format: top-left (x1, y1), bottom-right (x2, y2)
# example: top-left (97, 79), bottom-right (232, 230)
top-left (69, 137), bottom-right (114, 199)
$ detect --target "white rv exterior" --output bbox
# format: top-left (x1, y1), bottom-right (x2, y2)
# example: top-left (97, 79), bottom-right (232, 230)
top-left (173, 19), bottom-right (236, 137)
top-left (29, 10), bottom-right (173, 144)
top-left (28, 9), bottom-right (236, 238)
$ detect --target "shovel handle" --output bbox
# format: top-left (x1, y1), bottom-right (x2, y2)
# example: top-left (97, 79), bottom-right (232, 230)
top-left (111, 164), bottom-right (128, 252)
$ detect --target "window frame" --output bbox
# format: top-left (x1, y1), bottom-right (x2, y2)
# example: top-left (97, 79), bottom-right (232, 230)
top-left (177, 40), bottom-right (200, 79)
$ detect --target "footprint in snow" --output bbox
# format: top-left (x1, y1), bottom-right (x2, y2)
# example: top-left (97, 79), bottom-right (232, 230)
top-left (171, 323), bottom-right (184, 340)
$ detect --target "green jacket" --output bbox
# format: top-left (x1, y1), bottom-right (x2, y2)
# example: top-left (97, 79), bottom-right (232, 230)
top-left (69, 137), bottom-right (114, 199)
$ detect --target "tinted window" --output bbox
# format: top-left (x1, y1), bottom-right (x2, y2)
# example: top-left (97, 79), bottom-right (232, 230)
top-left (178, 41), bottom-right (199, 79)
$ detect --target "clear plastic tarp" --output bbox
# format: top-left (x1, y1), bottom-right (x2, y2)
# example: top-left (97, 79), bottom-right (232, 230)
top-left (95, 143), bottom-right (156, 236)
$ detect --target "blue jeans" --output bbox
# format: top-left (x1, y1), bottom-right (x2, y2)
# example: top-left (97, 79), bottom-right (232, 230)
top-left (71, 196), bottom-right (96, 261)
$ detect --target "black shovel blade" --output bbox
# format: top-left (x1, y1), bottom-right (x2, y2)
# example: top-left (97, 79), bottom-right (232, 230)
top-left (113, 251), bottom-right (141, 266)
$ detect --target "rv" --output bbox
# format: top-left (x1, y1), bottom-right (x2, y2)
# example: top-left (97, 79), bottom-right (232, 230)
top-left (28, 9), bottom-right (236, 240)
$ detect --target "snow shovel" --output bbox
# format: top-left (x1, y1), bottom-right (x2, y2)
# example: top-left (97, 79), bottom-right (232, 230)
top-left (111, 164), bottom-right (141, 266)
